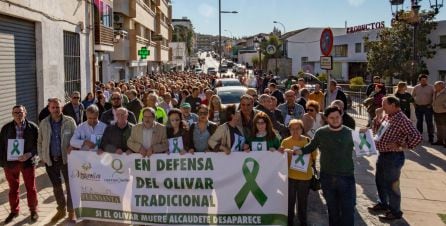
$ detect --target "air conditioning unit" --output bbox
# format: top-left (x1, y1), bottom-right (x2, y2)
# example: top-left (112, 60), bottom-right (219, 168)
top-left (114, 14), bottom-right (124, 24)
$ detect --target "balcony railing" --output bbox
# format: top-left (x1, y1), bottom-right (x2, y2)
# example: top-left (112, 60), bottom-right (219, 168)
top-left (136, 35), bottom-right (150, 45)
top-left (95, 23), bottom-right (114, 46)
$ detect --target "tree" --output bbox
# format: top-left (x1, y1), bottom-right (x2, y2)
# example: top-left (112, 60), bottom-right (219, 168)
top-left (172, 25), bottom-right (194, 56)
top-left (364, 11), bottom-right (438, 85)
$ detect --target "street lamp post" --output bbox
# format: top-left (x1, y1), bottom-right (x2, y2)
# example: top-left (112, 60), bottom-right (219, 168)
top-left (390, 0), bottom-right (443, 83)
top-left (254, 36), bottom-right (264, 73)
top-left (218, 0), bottom-right (238, 77)
top-left (273, 20), bottom-right (286, 57)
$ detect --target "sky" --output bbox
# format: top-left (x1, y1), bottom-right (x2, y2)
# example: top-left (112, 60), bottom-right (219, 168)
top-left (172, 0), bottom-right (446, 37)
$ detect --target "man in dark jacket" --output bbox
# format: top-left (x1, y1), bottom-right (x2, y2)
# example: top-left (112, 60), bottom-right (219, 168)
top-left (125, 89), bottom-right (143, 118)
top-left (0, 105), bottom-right (39, 223)
top-left (100, 92), bottom-right (137, 125)
top-left (62, 91), bottom-right (85, 125)
top-left (325, 80), bottom-right (348, 110)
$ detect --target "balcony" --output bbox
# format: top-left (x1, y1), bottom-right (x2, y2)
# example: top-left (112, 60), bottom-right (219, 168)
top-left (110, 30), bottom-right (129, 60)
top-left (94, 23), bottom-right (114, 52)
top-left (114, 0), bottom-right (136, 18)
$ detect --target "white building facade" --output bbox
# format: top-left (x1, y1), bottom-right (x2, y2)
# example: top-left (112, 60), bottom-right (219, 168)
top-left (285, 20), bottom-right (446, 83)
top-left (0, 0), bottom-right (94, 125)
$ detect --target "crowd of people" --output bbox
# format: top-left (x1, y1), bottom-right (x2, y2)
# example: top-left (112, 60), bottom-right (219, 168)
top-left (0, 70), bottom-right (444, 225)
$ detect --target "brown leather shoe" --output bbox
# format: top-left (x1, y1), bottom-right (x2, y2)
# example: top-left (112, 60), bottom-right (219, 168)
top-left (68, 210), bottom-right (76, 222)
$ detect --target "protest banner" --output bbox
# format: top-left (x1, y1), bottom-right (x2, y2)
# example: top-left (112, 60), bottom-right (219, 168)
top-left (68, 151), bottom-right (288, 225)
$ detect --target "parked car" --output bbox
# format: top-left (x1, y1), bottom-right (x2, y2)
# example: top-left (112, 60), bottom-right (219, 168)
top-left (219, 64), bottom-right (228, 73)
top-left (194, 68), bottom-right (203, 74)
top-left (215, 86), bottom-right (248, 108)
top-left (207, 67), bottom-right (217, 75)
top-left (215, 78), bottom-right (242, 87)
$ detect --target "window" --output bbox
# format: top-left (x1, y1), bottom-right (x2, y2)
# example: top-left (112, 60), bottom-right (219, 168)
top-left (301, 57), bottom-right (308, 62)
top-left (439, 70), bottom-right (446, 81)
top-left (63, 31), bottom-right (81, 97)
top-left (334, 44), bottom-right (348, 57)
top-left (96, 0), bottom-right (112, 27)
top-left (440, 35), bottom-right (446, 48)
top-left (355, 43), bottom-right (361, 53)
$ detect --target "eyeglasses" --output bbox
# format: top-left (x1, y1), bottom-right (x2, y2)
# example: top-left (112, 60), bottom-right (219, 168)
top-left (198, 112), bottom-right (208, 116)
top-left (307, 109), bottom-right (315, 112)
top-left (111, 97), bottom-right (121, 100)
top-left (72, 97), bottom-right (80, 99)
top-left (13, 111), bottom-right (24, 114)
top-left (256, 121), bottom-right (266, 125)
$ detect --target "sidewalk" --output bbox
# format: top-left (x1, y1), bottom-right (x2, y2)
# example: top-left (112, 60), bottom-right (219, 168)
top-left (0, 119), bottom-right (444, 225)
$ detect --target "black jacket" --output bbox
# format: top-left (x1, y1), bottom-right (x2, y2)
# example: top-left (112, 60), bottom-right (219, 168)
top-left (271, 90), bottom-right (285, 105)
top-left (325, 89), bottom-right (348, 110)
top-left (126, 98), bottom-right (143, 119)
top-left (62, 102), bottom-right (85, 125)
top-left (100, 108), bottom-right (137, 125)
top-left (0, 120), bottom-right (38, 168)
top-left (38, 105), bottom-right (50, 123)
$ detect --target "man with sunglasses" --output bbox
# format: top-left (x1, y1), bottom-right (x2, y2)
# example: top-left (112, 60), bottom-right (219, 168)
top-left (0, 105), bottom-right (39, 224)
top-left (100, 92), bottom-right (137, 125)
top-left (62, 91), bottom-right (85, 125)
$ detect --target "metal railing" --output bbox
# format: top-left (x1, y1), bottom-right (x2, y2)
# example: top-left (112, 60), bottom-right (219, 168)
top-left (337, 84), bottom-right (395, 120)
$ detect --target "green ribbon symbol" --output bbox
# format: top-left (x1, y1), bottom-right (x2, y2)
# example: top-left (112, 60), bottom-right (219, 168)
top-left (235, 136), bottom-right (242, 151)
top-left (95, 136), bottom-right (102, 147)
top-left (234, 158), bottom-right (268, 208)
top-left (295, 154), bottom-right (305, 165)
top-left (172, 138), bottom-right (181, 153)
top-left (359, 133), bottom-right (371, 149)
top-left (256, 142), bottom-right (262, 151)
top-left (11, 140), bottom-right (20, 155)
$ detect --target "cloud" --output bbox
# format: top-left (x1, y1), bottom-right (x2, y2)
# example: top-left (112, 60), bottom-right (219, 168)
top-left (348, 0), bottom-right (366, 7)
top-left (198, 3), bottom-right (216, 18)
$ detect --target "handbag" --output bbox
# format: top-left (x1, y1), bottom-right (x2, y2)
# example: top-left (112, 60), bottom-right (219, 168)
top-left (309, 162), bottom-right (321, 191)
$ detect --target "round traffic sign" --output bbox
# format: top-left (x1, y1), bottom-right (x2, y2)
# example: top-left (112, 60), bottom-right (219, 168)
top-left (320, 28), bottom-right (334, 56)
top-left (266, 45), bottom-right (276, 55)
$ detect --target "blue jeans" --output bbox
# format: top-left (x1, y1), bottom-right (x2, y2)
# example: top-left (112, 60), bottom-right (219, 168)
top-left (375, 152), bottom-right (405, 217)
top-left (415, 105), bottom-right (434, 140)
top-left (320, 172), bottom-right (356, 226)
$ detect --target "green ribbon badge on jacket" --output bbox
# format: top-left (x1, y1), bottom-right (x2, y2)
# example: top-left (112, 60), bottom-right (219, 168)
top-left (359, 133), bottom-right (371, 149)
top-left (11, 139), bottom-right (20, 155)
top-left (234, 157), bottom-right (268, 208)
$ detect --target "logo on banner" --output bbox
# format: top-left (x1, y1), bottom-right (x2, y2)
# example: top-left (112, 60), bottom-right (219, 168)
top-left (71, 161), bottom-right (101, 181)
top-left (104, 158), bottom-right (129, 184)
top-left (80, 186), bottom-right (121, 204)
top-left (234, 158), bottom-right (268, 208)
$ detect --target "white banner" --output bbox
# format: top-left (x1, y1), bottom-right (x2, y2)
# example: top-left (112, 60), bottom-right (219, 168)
top-left (68, 151), bottom-right (288, 225)
top-left (352, 129), bottom-right (378, 156)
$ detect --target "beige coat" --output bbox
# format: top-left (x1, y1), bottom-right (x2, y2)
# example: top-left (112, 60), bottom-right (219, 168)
top-left (433, 88), bottom-right (446, 113)
top-left (127, 122), bottom-right (168, 153)
top-left (37, 115), bottom-right (77, 166)
top-left (208, 123), bottom-right (245, 152)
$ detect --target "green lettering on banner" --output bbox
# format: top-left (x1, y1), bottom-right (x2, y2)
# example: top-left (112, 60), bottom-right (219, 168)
top-left (294, 154), bottom-right (305, 165)
top-left (234, 158), bottom-right (268, 208)
top-left (135, 159), bottom-right (150, 171)
top-left (359, 133), bottom-right (371, 149)
top-left (74, 207), bottom-right (287, 225)
top-left (11, 139), bottom-right (20, 155)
